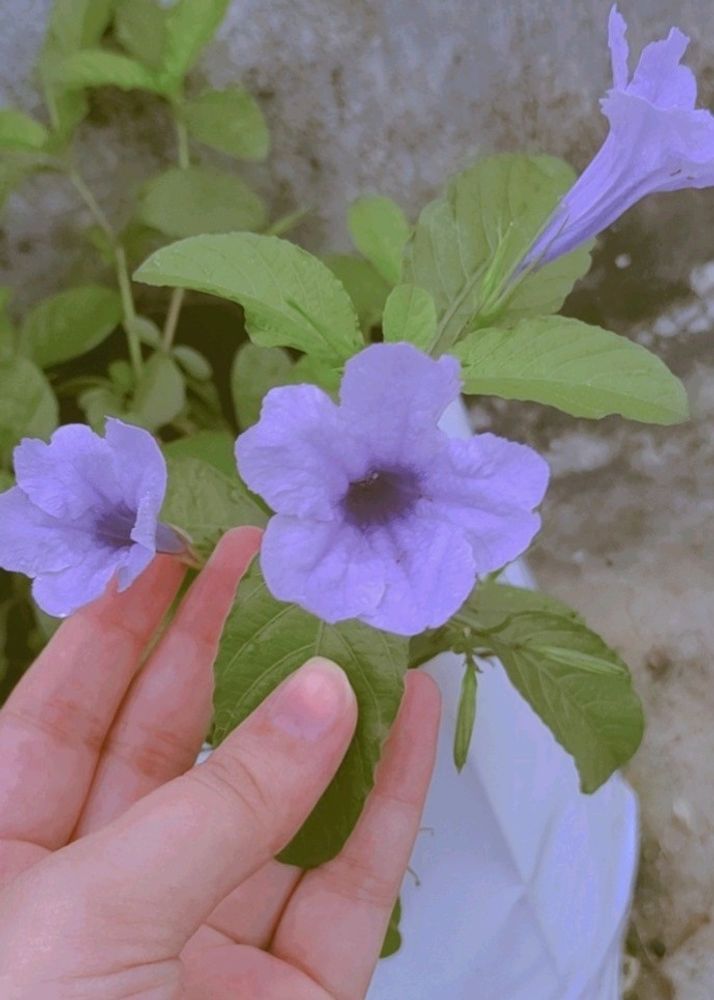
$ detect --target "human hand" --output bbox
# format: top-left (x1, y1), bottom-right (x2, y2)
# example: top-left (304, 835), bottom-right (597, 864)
top-left (0, 527), bottom-right (440, 999)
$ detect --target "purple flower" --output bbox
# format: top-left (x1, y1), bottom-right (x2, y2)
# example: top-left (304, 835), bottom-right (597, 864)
top-left (0, 419), bottom-right (185, 617)
top-left (236, 343), bottom-right (548, 636)
top-left (526, 5), bottom-right (714, 266)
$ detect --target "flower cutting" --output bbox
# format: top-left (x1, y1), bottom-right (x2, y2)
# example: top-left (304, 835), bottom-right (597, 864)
top-left (0, 1), bottom-right (710, 996)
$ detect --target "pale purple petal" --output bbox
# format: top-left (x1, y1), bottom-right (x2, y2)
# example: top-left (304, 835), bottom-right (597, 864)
top-left (236, 384), bottom-right (370, 520)
top-left (13, 425), bottom-right (118, 520)
top-left (116, 543), bottom-right (155, 592)
top-left (32, 548), bottom-right (120, 618)
top-left (261, 516), bottom-right (386, 621)
top-left (608, 6), bottom-right (629, 91)
top-left (629, 28), bottom-right (695, 109)
top-left (360, 516), bottom-right (477, 635)
top-left (105, 419), bottom-right (167, 548)
top-left (0, 487), bottom-right (90, 575)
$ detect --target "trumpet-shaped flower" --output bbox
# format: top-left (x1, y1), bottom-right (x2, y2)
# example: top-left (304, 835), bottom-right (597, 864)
top-left (236, 343), bottom-right (549, 636)
top-left (0, 419), bottom-right (184, 617)
top-left (526, 5), bottom-right (714, 266)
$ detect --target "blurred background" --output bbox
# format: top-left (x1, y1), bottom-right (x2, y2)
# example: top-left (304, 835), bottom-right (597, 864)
top-left (1, 1), bottom-right (713, 996)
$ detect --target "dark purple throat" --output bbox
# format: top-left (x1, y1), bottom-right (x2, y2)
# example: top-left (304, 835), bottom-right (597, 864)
top-left (342, 467), bottom-right (421, 528)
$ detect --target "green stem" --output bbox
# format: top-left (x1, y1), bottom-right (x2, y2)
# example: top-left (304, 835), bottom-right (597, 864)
top-left (115, 246), bottom-right (143, 378)
top-left (162, 288), bottom-right (185, 351)
top-left (175, 117), bottom-right (190, 170)
top-left (68, 168), bottom-right (113, 241)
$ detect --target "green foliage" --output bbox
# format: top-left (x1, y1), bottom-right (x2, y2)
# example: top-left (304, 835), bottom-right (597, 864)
top-left (182, 87), bottom-right (270, 160)
top-left (138, 166), bottom-right (266, 238)
top-left (56, 49), bottom-right (165, 93)
top-left (348, 195), bottom-right (411, 285)
top-left (161, 0), bottom-right (231, 88)
top-left (162, 456), bottom-right (267, 557)
top-left (380, 898), bottom-right (403, 959)
top-left (172, 345), bottom-right (212, 381)
top-left (132, 352), bottom-right (186, 431)
top-left (231, 342), bottom-right (293, 428)
top-left (135, 233), bottom-right (363, 363)
top-left (114, 0), bottom-right (169, 71)
top-left (0, 357), bottom-right (58, 464)
top-left (0, 110), bottom-right (49, 152)
top-left (22, 285), bottom-right (122, 369)
top-left (455, 316), bottom-right (689, 424)
top-left (163, 430), bottom-right (236, 477)
top-left (213, 561), bottom-right (408, 867)
top-left (403, 154), bottom-right (591, 353)
top-left (453, 656), bottom-right (478, 771)
top-left (323, 254), bottom-right (390, 332)
top-left (382, 284), bottom-right (437, 350)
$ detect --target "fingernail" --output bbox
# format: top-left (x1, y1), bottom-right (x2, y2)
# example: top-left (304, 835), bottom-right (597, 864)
top-left (269, 659), bottom-right (353, 741)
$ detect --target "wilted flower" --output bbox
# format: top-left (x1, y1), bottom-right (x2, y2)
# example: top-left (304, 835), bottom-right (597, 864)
top-left (0, 419), bottom-right (185, 617)
top-left (236, 343), bottom-right (548, 636)
top-left (525, 5), bottom-right (714, 266)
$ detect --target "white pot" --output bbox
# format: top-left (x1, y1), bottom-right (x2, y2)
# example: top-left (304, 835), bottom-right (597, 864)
top-left (367, 402), bottom-right (638, 1000)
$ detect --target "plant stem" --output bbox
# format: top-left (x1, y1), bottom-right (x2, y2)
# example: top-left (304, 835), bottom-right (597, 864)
top-left (115, 246), bottom-right (143, 378)
top-left (68, 168), bottom-right (113, 241)
top-left (175, 117), bottom-right (191, 170)
top-left (162, 288), bottom-right (185, 351)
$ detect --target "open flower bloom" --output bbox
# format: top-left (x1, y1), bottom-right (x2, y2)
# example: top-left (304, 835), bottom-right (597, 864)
top-left (525, 5), bottom-right (714, 266)
top-left (236, 343), bottom-right (549, 636)
top-left (0, 419), bottom-right (184, 617)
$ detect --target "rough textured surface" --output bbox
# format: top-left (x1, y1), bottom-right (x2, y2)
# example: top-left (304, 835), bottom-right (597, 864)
top-left (2, 2), bottom-right (714, 996)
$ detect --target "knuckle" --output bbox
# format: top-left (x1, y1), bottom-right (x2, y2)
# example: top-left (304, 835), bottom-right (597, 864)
top-left (105, 724), bottom-right (195, 782)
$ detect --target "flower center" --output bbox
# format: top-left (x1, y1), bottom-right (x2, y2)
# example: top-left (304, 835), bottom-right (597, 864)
top-left (343, 467), bottom-right (421, 527)
top-left (93, 503), bottom-right (137, 550)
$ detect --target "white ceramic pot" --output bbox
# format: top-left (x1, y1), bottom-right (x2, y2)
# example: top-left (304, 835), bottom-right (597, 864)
top-left (367, 402), bottom-right (638, 1000)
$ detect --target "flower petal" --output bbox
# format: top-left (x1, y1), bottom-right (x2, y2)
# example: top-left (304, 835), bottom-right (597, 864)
top-left (629, 27), bottom-right (696, 110)
top-left (424, 433), bottom-right (549, 574)
top-left (104, 419), bottom-right (167, 547)
top-left (608, 5), bottom-right (630, 91)
top-left (236, 385), bottom-right (369, 519)
top-left (360, 515), bottom-right (477, 636)
top-left (261, 515), bottom-right (386, 621)
top-left (339, 343), bottom-right (462, 464)
top-left (32, 547), bottom-right (120, 618)
top-left (0, 487), bottom-right (90, 575)
top-left (116, 542), bottom-right (155, 592)
top-left (13, 424), bottom-right (118, 520)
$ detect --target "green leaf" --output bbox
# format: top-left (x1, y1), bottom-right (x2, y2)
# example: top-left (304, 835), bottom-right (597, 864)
top-left (138, 165), bottom-right (266, 239)
top-left (135, 233), bottom-right (363, 363)
top-left (114, 0), bottom-right (169, 71)
top-left (22, 285), bottom-right (122, 368)
top-left (162, 456), bottom-right (266, 555)
top-left (486, 611), bottom-right (644, 793)
top-left (323, 254), bottom-right (390, 332)
top-left (0, 357), bottom-right (58, 462)
top-left (348, 196), bottom-right (410, 285)
top-left (455, 315), bottom-right (689, 425)
top-left (213, 562), bottom-right (408, 867)
top-left (44, 0), bottom-right (115, 53)
top-left (465, 578), bottom-right (584, 631)
top-left (231, 342), bottom-right (293, 429)
top-left (163, 430), bottom-right (236, 478)
top-left (57, 49), bottom-right (163, 93)
top-left (182, 87), bottom-right (269, 160)
top-left (380, 898), bottom-right (403, 959)
top-left (161, 0), bottom-right (231, 85)
top-left (78, 386), bottom-right (125, 431)
top-left (132, 353), bottom-right (186, 430)
top-left (289, 354), bottom-right (342, 394)
top-left (382, 284), bottom-right (437, 350)
top-left (453, 657), bottom-right (478, 772)
top-left (0, 110), bottom-right (49, 152)
top-left (403, 155), bottom-right (591, 352)
top-left (172, 345), bottom-right (212, 381)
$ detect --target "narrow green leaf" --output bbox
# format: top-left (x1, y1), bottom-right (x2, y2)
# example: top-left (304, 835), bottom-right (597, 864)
top-left (403, 155), bottom-right (591, 351)
top-left (162, 456), bottom-right (266, 556)
top-left (161, 0), bottom-right (231, 84)
top-left (132, 353), bottom-right (186, 430)
top-left (348, 195), bottom-right (411, 285)
top-left (453, 657), bottom-right (478, 772)
top-left (135, 233), bottom-right (363, 363)
top-left (163, 430), bottom-right (236, 478)
top-left (213, 562), bottom-right (408, 867)
top-left (0, 357), bottom-right (58, 462)
top-left (231, 342), bottom-right (293, 429)
top-left (487, 612), bottom-right (644, 793)
top-left (57, 49), bottom-right (163, 93)
top-left (382, 284), bottom-right (437, 350)
top-left (22, 285), bottom-right (121, 368)
top-left (183, 87), bottom-right (269, 160)
top-left (0, 110), bottom-right (49, 152)
top-left (455, 315), bottom-right (689, 424)
top-left (323, 254), bottom-right (390, 332)
top-left (114, 0), bottom-right (169, 70)
top-left (44, 0), bottom-right (115, 53)
top-left (172, 345), bottom-right (212, 381)
top-left (380, 898), bottom-right (403, 959)
top-left (138, 165), bottom-right (266, 238)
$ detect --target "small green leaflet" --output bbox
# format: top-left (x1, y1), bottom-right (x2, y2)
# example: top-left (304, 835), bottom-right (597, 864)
top-left (135, 233), bottom-right (363, 364)
top-left (455, 315), bottom-right (689, 424)
top-left (403, 154), bottom-right (591, 352)
top-left (213, 561), bottom-right (408, 867)
top-left (382, 284), bottom-right (437, 350)
top-left (0, 357), bottom-right (58, 463)
top-left (0, 110), bottom-right (49, 152)
top-left (323, 254), bottom-right (390, 333)
top-left (132, 353), bottom-right (186, 431)
top-left (231, 342), bottom-right (293, 428)
top-left (163, 430), bottom-right (237, 478)
top-left (453, 655), bottom-right (478, 772)
top-left (380, 898), bottom-right (403, 958)
top-left (56, 49), bottom-right (164, 93)
top-left (138, 166), bottom-right (267, 239)
top-left (162, 456), bottom-right (267, 556)
top-left (172, 345), bottom-right (212, 381)
top-left (348, 195), bottom-right (411, 285)
top-left (22, 285), bottom-right (121, 369)
top-left (114, 0), bottom-right (169, 71)
top-left (160, 0), bottom-right (231, 87)
top-left (182, 88), bottom-right (270, 161)
top-left (43, 0), bottom-right (115, 53)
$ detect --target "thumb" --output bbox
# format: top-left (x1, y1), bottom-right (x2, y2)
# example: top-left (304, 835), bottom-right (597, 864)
top-left (55, 658), bottom-right (356, 950)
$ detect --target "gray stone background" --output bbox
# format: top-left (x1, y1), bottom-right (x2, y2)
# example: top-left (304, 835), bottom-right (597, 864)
top-left (2, 1), bottom-right (714, 996)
